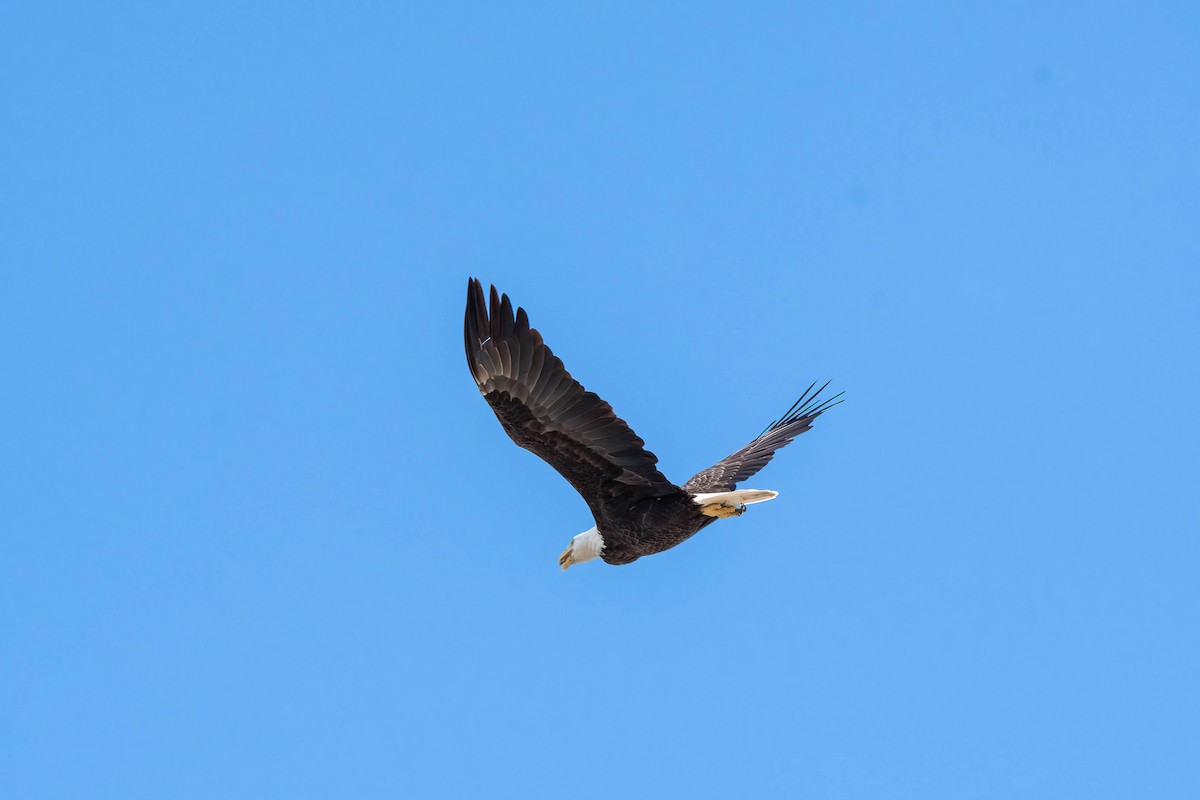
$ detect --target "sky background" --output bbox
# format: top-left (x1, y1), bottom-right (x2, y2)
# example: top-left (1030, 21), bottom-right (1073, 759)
top-left (3, 2), bottom-right (1198, 798)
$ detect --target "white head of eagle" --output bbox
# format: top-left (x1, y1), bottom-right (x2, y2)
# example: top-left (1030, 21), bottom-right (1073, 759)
top-left (559, 527), bottom-right (605, 570)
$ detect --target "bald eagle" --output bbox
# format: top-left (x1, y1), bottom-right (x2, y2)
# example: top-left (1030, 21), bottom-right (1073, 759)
top-left (464, 279), bottom-right (841, 569)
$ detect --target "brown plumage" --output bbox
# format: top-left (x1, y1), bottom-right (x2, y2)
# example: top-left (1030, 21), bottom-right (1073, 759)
top-left (464, 278), bottom-right (840, 567)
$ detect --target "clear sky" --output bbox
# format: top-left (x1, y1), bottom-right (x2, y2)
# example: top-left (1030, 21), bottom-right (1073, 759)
top-left (3, 3), bottom-right (1198, 798)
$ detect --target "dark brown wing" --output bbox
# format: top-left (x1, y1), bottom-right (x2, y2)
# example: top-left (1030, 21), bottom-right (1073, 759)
top-left (682, 383), bottom-right (842, 493)
top-left (464, 279), bottom-right (678, 517)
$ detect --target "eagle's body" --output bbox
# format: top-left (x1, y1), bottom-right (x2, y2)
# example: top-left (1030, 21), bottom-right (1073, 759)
top-left (464, 279), bottom-right (839, 569)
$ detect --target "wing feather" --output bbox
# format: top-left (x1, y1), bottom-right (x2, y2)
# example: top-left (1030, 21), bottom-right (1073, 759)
top-left (464, 279), bottom-right (678, 514)
top-left (682, 383), bottom-right (842, 493)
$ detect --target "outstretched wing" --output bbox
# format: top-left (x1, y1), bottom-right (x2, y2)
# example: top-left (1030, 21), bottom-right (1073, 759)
top-left (464, 279), bottom-right (679, 516)
top-left (682, 383), bottom-right (842, 494)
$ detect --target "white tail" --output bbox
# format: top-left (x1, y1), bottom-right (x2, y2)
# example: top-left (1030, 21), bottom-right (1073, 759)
top-left (691, 489), bottom-right (778, 507)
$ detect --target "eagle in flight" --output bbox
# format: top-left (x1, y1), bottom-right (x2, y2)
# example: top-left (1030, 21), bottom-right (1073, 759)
top-left (464, 279), bottom-right (841, 569)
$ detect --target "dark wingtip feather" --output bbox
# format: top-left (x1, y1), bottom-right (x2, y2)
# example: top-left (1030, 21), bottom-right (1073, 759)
top-left (499, 292), bottom-right (516, 339)
top-left (464, 278), bottom-right (499, 375)
top-left (753, 382), bottom-right (844, 441)
top-left (464, 278), bottom-right (481, 359)
top-left (488, 284), bottom-right (502, 342)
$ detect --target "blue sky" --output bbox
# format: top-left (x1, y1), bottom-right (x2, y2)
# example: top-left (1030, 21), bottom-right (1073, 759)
top-left (3, 3), bottom-right (1198, 797)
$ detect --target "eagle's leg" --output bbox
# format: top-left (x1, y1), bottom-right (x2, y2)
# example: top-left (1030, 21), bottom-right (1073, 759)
top-left (700, 503), bottom-right (746, 519)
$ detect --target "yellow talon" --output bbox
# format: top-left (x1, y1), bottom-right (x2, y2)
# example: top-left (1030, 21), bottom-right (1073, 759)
top-left (700, 503), bottom-right (745, 519)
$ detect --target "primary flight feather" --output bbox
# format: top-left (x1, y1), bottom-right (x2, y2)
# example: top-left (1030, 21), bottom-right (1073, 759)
top-left (464, 278), bottom-right (841, 569)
